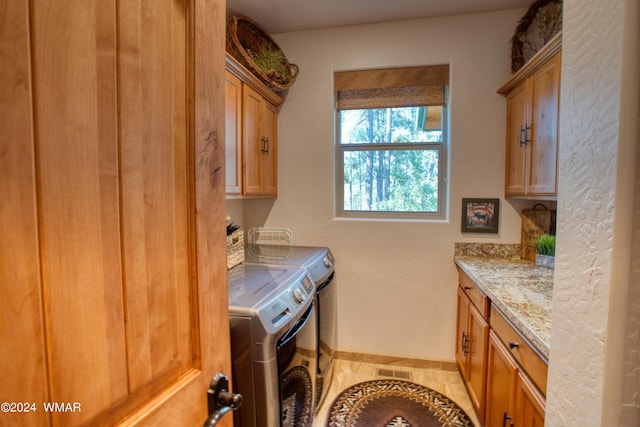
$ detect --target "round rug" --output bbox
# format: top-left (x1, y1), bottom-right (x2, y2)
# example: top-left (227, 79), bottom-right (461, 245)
top-left (327, 379), bottom-right (473, 427)
top-left (281, 365), bottom-right (313, 427)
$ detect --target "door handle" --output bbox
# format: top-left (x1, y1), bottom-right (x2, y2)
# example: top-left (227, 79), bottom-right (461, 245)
top-left (203, 373), bottom-right (242, 427)
top-left (261, 136), bottom-right (269, 154)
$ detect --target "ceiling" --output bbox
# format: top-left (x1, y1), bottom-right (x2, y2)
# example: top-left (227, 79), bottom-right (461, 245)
top-left (226, 0), bottom-right (532, 34)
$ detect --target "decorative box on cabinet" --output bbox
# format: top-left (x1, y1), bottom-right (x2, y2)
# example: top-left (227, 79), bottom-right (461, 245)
top-left (498, 33), bottom-right (561, 199)
top-left (455, 270), bottom-right (489, 419)
top-left (225, 53), bottom-right (282, 198)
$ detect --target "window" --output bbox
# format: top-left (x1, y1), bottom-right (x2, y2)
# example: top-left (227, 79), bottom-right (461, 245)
top-left (335, 65), bottom-right (449, 219)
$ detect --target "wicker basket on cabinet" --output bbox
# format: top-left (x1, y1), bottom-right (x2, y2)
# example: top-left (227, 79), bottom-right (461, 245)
top-left (226, 15), bottom-right (299, 92)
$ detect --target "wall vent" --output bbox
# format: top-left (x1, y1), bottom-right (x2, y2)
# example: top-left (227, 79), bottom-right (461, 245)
top-left (376, 368), bottom-right (412, 380)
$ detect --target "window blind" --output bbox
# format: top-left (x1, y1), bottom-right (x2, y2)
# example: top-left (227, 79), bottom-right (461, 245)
top-left (334, 64), bottom-right (449, 110)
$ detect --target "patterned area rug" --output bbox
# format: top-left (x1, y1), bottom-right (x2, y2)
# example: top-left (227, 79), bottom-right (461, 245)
top-left (281, 366), bottom-right (313, 427)
top-left (327, 379), bottom-right (473, 427)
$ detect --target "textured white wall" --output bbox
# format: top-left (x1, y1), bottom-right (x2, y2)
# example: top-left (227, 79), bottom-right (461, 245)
top-left (546, 0), bottom-right (640, 426)
top-left (230, 9), bottom-right (531, 362)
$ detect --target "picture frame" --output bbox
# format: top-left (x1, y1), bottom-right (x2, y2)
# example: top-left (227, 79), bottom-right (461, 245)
top-left (461, 198), bottom-right (500, 233)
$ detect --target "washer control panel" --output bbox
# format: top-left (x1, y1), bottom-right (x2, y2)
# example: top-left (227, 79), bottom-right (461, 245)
top-left (257, 271), bottom-right (316, 335)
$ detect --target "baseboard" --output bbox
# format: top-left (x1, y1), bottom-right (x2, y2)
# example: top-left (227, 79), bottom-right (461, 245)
top-left (334, 351), bottom-right (458, 371)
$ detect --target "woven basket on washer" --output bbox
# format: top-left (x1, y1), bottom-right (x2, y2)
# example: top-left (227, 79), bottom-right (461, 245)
top-left (226, 15), bottom-right (299, 92)
top-left (226, 230), bottom-right (244, 269)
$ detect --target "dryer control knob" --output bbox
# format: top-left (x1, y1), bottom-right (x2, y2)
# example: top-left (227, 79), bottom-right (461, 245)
top-left (301, 276), bottom-right (313, 293)
top-left (293, 287), bottom-right (305, 304)
top-left (323, 257), bottom-right (332, 268)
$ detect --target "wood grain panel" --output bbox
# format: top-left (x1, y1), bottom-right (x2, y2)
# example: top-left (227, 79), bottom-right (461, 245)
top-left (4, 0), bottom-right (229, 424)
top-left (467, 303), bottom-right (488, 419)
top-left (515, 371), bottom-right (546, 427)
top-left (528, 52), bottom-right (561, 195)
top-left (485, 331), bottom-right (518, 427)
top-left (243, 85), bottom-right (263, 195)
top-left (191, 0), bottom-right (232, 425)
top-left (261, 101), bottom-right (278, 196)
top-left (225, 71), bottom-right (243, 194)
top-left (30, 1), bottom-right (128, 424)
top-left (0, 0), bottom-right (49, 425)
top-left (118, 0), bottom-right (192, 394)
top-left (504, 80), bottom-right (528, 196)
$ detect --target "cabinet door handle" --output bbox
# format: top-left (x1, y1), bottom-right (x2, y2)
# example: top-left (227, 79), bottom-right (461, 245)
top-left (508, 341), bottom-right (519, 349)
top-left (461, 332), bottom-right (469, 355)
top-left (519, 125), bottom-right (525, 146)
top-left (502, 411), bottom-right (513, 427)
top-left (261, 136), bottom-right (269, 154)
top-left (524, 123), bottom-right (531, 145)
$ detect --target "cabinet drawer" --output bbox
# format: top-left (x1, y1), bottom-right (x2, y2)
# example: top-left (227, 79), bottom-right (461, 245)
top-left (458, 269), bottom-right (489, 319)
top-left (490, 304), bottom-right (548, 395)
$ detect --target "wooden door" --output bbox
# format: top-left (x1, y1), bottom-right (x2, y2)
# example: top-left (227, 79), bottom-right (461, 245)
top-left (261, 100), bottom-right (278, 196)
top-left (527, 52), bottom-right (561, 195)
top-left (485, 331), bottom-right (518, 427)
top-left (226, 71), bottom-right (243, 195)
top-left (466, 303), bottom-right (488, 420)
top-left (0, 1), bottom-right (231, 426)
top-left (243, 84), bottom-right (263, 195)
top-left (504, 80), bottom-right (528, 196)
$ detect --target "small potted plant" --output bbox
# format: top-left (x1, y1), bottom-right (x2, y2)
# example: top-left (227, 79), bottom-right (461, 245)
top-left (535, 234), bottom-right (555, 269)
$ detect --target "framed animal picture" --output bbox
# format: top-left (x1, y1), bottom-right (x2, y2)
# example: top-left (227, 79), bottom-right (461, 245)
top-left (461, 198), bottom-right (500, 233)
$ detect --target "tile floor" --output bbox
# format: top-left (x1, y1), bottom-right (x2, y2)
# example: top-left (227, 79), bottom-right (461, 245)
top-left (313, 358), bottom-right (481, 426)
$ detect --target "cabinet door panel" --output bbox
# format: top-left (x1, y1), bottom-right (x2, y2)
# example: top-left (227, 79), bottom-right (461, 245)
top-left (243, 85), bottom-right (263, 195)
top-left (0, 1), bottom-right (49, 425)
top-left (225, 72), bottom-right (243, 194)
top-left (515, 371), bottom-right (546, 427)
top-left (505, 81), bottom-right (528, 196)
top-left (528, 52), bottom-right (561, 195)
top-left (261, 100), bottom-right (278, 196)
top-left (485, 332), bottom-right (518, 427)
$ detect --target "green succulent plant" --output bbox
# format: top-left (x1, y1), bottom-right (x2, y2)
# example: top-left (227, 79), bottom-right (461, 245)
top-left (535, 234), bottom-right (556, 256)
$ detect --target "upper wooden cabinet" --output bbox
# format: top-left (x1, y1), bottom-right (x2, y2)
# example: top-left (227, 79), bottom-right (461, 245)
top-left (226, 54), bottom-right (282, 198)
top-left (498, 33), bottom-right (562, 199)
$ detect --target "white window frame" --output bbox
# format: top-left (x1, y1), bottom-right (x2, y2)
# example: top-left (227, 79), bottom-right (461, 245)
top-left (335, 101), bottom-right (449, 221)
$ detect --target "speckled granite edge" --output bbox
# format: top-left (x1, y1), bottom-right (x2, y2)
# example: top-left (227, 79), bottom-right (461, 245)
top-left (454, 242), bottom-right (521, 259)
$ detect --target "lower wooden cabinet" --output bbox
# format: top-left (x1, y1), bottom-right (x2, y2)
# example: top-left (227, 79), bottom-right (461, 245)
top-left (456, 268), bottom-right (547, 426)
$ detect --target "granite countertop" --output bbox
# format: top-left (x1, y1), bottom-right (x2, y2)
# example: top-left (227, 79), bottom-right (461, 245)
top-left (454, 256), bottom-right (553, 360)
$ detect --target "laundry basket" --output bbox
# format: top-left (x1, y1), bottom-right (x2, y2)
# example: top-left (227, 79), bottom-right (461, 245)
top-left (247, 227), bottom-right (293, 260)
